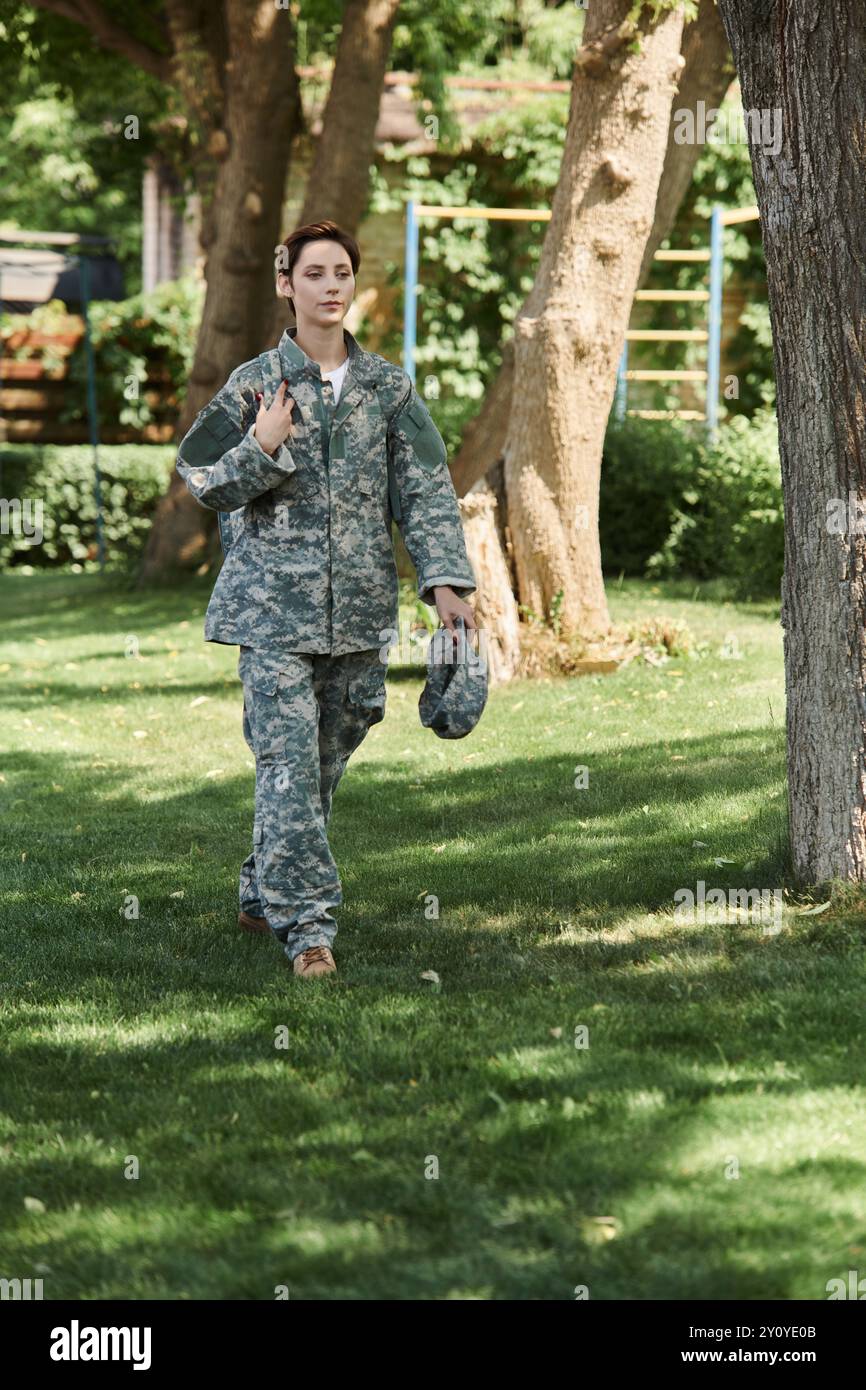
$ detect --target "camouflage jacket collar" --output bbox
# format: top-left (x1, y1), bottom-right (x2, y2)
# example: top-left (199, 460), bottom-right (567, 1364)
top-left (277, 325), bottom-right (379, 389)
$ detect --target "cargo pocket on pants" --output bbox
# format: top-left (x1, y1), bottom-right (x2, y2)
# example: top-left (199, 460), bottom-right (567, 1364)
top-left (347, 665), bottom-right (387, 727)
top-left (239, 653), bottom-right (288, 762)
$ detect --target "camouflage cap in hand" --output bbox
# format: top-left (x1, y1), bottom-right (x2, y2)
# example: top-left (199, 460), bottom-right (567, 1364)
top-left (418, 615), bottom-right (488, 739)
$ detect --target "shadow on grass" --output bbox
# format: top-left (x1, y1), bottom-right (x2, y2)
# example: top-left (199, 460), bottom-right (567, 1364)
top-left (2, 717), bottom-right (788, 934)
top-left (8, 570), bottom-right (843, 1299)
top-left (3, 937), bottom-right (864, 1299)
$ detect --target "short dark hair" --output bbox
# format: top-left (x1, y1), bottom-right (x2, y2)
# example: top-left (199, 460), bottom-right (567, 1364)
top-left (275, 220), bottom-right (360, 315)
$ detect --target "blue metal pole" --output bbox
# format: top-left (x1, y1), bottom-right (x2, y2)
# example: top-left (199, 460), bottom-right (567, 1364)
top-left (403, 198), bottom-right (418, 384)
top-left (615, 341), bottom-right (628, 422)
top-left (706, 204), bottom-right (723, 439)
top-left (79, 253), bottom-right (105, 572)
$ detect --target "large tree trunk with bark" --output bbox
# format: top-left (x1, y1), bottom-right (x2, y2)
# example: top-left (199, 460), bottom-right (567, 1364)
top-left (450, 0), bottom-right (729, 503)
top-left (139, 0), bottom-right (302, 580)
top-left (636, 0), bottom-right (732, 287)
top-left (717, 0), bottom-right (866, 884)
top-left (267, 0), bottom-right (402, 347)
top-left (504, 0), bottom-right (686, 641)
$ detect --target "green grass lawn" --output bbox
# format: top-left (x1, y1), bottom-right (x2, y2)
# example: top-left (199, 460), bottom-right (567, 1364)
top-left (2, 569), bottom-right (865, 1300)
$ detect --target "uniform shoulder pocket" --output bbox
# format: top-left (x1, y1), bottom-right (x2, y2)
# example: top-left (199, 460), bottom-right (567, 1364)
top-left (180, 401), bottom-right (244, 467)
top-left (397, 391), bottom-right (447, 471)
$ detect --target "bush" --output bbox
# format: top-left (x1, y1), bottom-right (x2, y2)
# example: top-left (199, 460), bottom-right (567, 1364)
top-left (645, 410), bottom-right (783, 598)
top-left (0, 274), bottom-right (203, 435)
top-left (600, 417), bottom-right (703, 576)
top-left (0, 444), bottom-right (174, 572)
top-left (1, 411), bottom-right (784, 596)
top-left (62, 274), bottom-right (203, 431)
top-left (601, 410), bottom-right (783, 598)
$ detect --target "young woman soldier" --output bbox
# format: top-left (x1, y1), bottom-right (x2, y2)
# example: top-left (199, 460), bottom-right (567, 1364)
top-left (176, 221), bottom-right (478, 978)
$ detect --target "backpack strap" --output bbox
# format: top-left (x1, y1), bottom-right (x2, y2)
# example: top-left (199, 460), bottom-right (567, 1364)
top-left (214, 350), bottom-right (283, 558)
top-left (256, 347), bottom-right (285, 405)
top-left (378, 374), bottom-right (413, 525)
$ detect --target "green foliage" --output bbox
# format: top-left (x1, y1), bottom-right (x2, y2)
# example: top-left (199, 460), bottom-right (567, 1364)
top-left (601, 417), bottom-right (704, 576)
top-left (0, 443), bottom-right (174, 572)
top-left (0, 275), bottom-right (204, 434)
top-left (0, 6), bottom-right (169, 293)
top-left (521, 2), bottom-right (586, 78)
top-left (601, 411), bottom-right (783, 598)
top-left (378, 97), bottom-right (569, 457)
top-left (0, 92), bottom-right (146, 282)
top-left (645, 410), bottom-right (783, 598)
top-left (518, 586), bottom-right (565, 635)
top-left (64, 274), bottom-right (204, 429)
top-left (378, 77), bottom-right (773, 467)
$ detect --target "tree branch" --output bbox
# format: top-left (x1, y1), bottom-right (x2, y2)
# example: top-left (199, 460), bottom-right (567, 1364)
top-left (30, 0), bottom-right (172, 82)
top-left (573, 19), bottom-right (639, 77)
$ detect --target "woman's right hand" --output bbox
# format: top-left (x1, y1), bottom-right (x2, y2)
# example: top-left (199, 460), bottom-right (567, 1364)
top-left (252, 380), bottom-right (297, 457)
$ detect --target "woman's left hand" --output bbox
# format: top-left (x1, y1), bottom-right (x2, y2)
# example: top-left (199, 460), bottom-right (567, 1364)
top-left (433, 586), bottom-right (478, 644)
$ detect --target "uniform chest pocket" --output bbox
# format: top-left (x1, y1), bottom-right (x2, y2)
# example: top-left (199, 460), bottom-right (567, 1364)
top-left (271, 404), bottom-right (319, 499)
top-left (271, 464), bottom-right (319, 501)
top-left (250, 480), bottom-right (315, 540)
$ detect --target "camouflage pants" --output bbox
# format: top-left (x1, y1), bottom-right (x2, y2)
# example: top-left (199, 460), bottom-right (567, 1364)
top-left (237, 644), bottom-right (387, 961)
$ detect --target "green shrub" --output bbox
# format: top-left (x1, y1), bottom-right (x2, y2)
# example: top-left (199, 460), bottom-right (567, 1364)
top-left (1, 411), bottom-right (784, 597)
top-left (644, 410), bottom-right (783, 598)
top-left (600, 416), bottom-right (703, 576)
top-left (601, 410), bottom-right (783, 598)
top-left (62, 275), bottom-right (203, 430)
top-left (0, 444), bottom-right (174, 572)
top-left (0, 274), bottom-right (203, 435)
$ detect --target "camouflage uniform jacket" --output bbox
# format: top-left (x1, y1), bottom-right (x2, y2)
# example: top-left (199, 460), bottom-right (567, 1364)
top-left (175, 326), bottom-right (477, 655)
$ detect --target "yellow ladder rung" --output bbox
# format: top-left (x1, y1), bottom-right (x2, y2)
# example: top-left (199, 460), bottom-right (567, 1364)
top-left (720, 205), bottom-right (759, 226)
top-left (634, 290), bottom-right (710, 301)
top-left (626, 330), bottom-right (709, 341)
top-left (624, 370), bottom-right (708, 381)
top-left (627, 409), bottom-right (707, 420)
top-left (414, 205), bottom-right (551, 220)
top-left (652, 249), bottom-right (711, 262)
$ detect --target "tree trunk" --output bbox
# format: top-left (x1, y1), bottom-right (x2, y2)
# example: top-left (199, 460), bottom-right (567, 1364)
top-left (504, 0), bottom-right (686, 641)
top-left (450, 0), bottom-right (729, 502)
top-left (636, 0), bottom-right (732, 288)
top-left (141, 0), bottom-right (400, 578)
top-left (267, 0), bottom-right (402, 347)
top-left (460, 482), bottom-right (522, 684)
top-left (139, 0), bottom-right (303, 581)
top-left (717, 0), bottom-right (866, 884)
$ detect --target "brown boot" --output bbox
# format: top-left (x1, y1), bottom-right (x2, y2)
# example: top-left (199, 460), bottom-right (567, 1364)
top-left (238, 910), bottom-right (270, 935)
top-left (293, 945), bottom-right (337, 978)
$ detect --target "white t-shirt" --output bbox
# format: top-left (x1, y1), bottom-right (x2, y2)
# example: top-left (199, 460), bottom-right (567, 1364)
top-left (322, 358), bottom-right (349, 404)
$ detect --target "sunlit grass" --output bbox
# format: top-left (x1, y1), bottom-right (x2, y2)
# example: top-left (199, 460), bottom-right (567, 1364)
top-left (1, 569), bottom-right (865, 1299)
